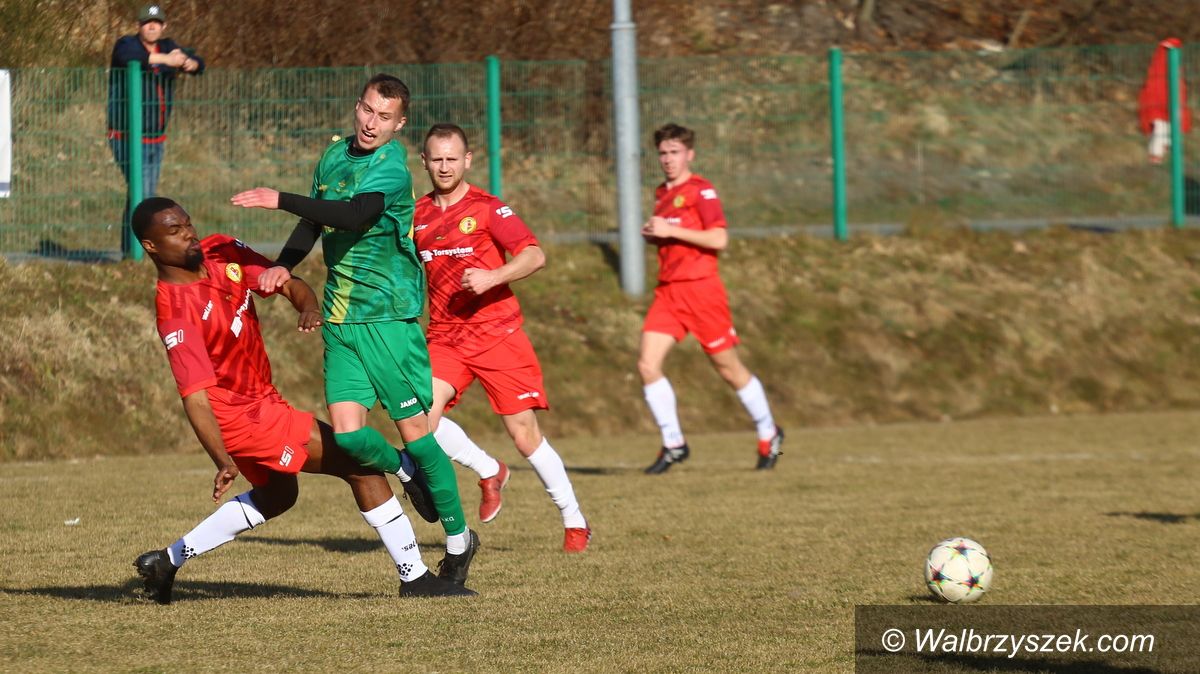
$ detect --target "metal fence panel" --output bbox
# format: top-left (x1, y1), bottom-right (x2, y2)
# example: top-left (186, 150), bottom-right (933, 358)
top-left (0, 45), bottom-right (1194, 260)
top-left (841, 44), bottom-right (1194, 226)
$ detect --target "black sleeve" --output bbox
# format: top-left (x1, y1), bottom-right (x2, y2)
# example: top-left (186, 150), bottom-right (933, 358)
top-left (277, 192), bottom-right (384, 233)
top-left (275, 218), bottom-right (321, 271)
top-left (188, 50), bottom-right (206, 73)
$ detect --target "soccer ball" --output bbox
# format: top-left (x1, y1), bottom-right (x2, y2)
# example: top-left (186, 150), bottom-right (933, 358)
top-left (924, 537), bottom-right (993, 603)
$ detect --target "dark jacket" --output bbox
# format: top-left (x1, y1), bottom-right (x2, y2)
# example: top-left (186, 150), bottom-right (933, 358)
top-left (106, 35), bottom-right (205, 142)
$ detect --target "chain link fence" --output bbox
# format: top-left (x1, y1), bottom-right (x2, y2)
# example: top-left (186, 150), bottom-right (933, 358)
top-left (0, 44), bottom-right (1195, 260)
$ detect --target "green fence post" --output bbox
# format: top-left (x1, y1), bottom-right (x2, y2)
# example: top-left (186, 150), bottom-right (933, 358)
top-left (486, 55), bottom-right (502, 198)
top-left (1168, 46), bottom-right (1185, 228)
top-left (126, 61), bottom-right (144, 260)
top-left (829, 47), bottom-right (848, 242)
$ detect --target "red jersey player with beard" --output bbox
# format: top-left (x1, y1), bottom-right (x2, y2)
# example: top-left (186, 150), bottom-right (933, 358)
top-left (413, 123), bottom-right (589, 552)
top-left (638, 123), bottom-right (784, 474)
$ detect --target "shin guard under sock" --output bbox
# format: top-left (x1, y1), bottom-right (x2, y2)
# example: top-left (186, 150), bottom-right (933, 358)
top-left (404, 432), bottom-right (467, 536)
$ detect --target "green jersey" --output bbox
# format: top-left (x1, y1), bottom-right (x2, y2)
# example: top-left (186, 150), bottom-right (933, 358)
top-left (310, 137), bottom-right (423, 324)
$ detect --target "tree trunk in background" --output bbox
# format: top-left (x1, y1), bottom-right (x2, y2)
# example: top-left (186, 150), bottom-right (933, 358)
top-left (858, 0), bottom-right (879, 43)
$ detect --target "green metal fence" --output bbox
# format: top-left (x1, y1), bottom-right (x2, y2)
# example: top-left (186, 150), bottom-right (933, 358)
top-left (0, 44), bottom-right (1195, 260)
top-left (840, 44), bottom-right (1198, 228)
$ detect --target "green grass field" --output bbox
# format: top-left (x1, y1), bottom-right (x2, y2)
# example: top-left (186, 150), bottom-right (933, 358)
top-left (3, 410), bottom-right (1199, 672)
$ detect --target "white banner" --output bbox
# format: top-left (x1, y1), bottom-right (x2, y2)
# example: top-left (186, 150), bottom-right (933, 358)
top-left (0, 70), bottom-right (10, 198)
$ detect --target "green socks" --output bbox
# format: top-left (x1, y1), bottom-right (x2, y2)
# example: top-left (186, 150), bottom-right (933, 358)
top-left (404, 432), bottom-right (467, 536)
top-left (333, 427), bottom-right (401, 475)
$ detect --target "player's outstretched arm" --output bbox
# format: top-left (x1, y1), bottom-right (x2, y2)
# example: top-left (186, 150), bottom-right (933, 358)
top-left (461, 245), bottom-right (546, 295)
top-left (278, 276), bottom-right (324, 333)
top-left (230, 188), bottom-right (281, 210)
top-left (231, 190), bottom-right (384, 233)
top-left (180, 389), bottom-right (239, 502)
top-left (274, 219), bottom-right (321, 273)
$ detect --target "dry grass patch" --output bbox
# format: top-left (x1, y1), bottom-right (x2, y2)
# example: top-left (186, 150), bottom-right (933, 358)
top-left (3, 411), bottom-right (1200, 671)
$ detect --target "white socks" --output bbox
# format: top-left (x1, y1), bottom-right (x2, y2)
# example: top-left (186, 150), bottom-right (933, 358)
top-left (1149, 119), bottom-right (1170, 162)
top-left (528, 439), bottom-right (586, 529)
top-left (446, 530), bottom-right (471, 555)
top-left (167, 491), bottom-right (266, 567)
top-left (361, 496), bottom-right (428, 582)
top-left (435, 416), bottom-right (501, 479)
top-left (643, 377), bottom-right (686, 448)
top-left (439, 417), bottom-right (586, 530)
top-left (164, 492), bottom-right (435, 582)
top-left (736, 375), bottom-right (776, 441)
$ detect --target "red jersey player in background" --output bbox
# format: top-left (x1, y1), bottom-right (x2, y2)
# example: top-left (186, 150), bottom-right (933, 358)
top-left (413, 123), bottom-right (590, 552)
top-left (129, 196), bottom-right (473, 601)
top-left (639, 123), bottom-right (784, 474)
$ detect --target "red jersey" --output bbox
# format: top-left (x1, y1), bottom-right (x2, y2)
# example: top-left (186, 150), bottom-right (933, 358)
top-left (1138, 38), bottom-right (1192, 134)
top-left (652, 174), bottom-right (727, 283)
top-left (413, 184), bottom-right (539, 355)
top-left (154, 235), bottom-right (280, 408)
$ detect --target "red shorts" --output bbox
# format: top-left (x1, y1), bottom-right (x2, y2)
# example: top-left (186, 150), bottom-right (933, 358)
top-left (643, 276), bottom-right (740, 354)
top-left (210, 391), bottom-right (313, 487)
top-left (428, 328), bottom-right (549, 416)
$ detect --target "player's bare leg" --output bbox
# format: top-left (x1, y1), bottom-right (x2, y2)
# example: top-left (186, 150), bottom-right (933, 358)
top-left (429, 377), bottom-right (510, 523)
top-left (639, 331), bottom-right (689, 473)
top-left (707, 347), bottom-right (783, 469)
top-left (501, 410), bottom-right (591, 551)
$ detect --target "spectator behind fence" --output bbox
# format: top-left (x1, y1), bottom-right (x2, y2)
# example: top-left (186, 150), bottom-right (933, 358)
top-left (107, 4), bottom-right (204, 257)
top-left (1138, 37), bottom-right (1191, 165)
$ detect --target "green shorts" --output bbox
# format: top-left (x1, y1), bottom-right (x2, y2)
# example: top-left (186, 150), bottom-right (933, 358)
top-left (323, 319), bottom-right (433, 421)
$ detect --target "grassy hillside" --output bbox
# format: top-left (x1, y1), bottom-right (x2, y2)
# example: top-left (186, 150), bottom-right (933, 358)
top-left (5, 225), bottom-right (1200, 462)
top-left (2, 0), bottom-right (1197, 68)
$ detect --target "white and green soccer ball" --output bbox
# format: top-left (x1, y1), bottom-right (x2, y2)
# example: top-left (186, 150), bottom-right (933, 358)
top-left (924, 536), bottom-right (993, 603)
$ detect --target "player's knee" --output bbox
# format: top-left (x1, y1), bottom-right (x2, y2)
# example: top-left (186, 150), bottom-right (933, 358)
top-left (249, 483), bottom-right (297, 520)
top-left (334, 428), bottom-right (393, 474)
top-left (343, 471), bottom-right (384, 494)
top-left (509, 426), bottom-right (541, 455)
top-left (395, 414), bottom-right (431, 439)
top-left (334, 428), bottom-right (370, 458)
top-left (637, 357), bottom-right (662, 382)
top-left (710, 352), bottom-right (746, 379)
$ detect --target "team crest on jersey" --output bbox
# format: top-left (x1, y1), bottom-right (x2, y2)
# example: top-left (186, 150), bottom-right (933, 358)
top-left (225, 263), bottom-right (242, 283)
top-left (673, 195), bottom-right (686, 208)
top-left (458, 217), bottom-right (478, 234)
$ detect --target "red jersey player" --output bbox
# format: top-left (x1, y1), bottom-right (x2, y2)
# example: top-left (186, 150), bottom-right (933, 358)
top-left (129, 196), bottom-right (474, 602)
top-left (639, 123), bottom-right (784, 474)
top-left (413, 123), bottom-right (590, 552)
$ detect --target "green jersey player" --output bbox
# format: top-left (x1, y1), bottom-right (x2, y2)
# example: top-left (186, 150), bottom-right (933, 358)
top-left (231, 74), bottom-right (478, 587)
